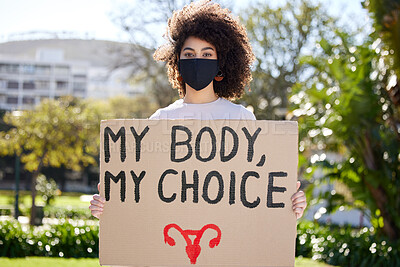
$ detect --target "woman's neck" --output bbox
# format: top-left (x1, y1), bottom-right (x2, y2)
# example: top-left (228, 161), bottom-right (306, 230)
top-left (183, 82), bottom-right (219, 104)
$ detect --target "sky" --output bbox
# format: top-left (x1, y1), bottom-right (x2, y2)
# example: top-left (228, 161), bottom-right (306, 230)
top-left (0, 0), bottom-right (369, 44)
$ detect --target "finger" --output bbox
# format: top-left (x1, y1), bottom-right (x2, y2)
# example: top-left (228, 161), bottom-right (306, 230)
top-left (90, 199), bottom-right (100, 205)
top-left (292, 204), bottom-right (306, 211)
top-left (89, 201), bottom-right (103, 208)
top-left (291, 191), bottom-right (305, 200)
top-left (292, 206), bottom-right (306, 212)
top-left (90, 199), bottom-right (105, 208)
top-left (291, 191), bottom-right (305, 201)
top-left (296, 181), bottom-right (301, 191)
top-left (91, 211), bottom-right (101, 219)
top-left (89, 205), bottom-right (103, 212)
top-left (292, 196), bottom-right (306, 205)
top-left (97, 183), bottom-right (100, 192)
top-left (93, 195), bottom-right (105, 203)
top-left (293, 207), bottom-right (304, 215)
top-left (93, 194), bottom-right (105, 202)
top-left (293, 202), bottom-right (307, 210)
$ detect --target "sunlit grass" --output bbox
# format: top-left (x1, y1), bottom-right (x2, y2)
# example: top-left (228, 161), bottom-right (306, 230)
top-left (0, 257), bottom-right (101, 267)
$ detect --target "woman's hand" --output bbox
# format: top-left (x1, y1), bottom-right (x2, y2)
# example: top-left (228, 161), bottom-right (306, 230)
top-left (89, 183), bottom-right (105, 219)
top-left (291, 181), bottom-right (307, 219)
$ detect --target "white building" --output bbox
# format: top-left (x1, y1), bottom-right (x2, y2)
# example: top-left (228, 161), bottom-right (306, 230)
top-left (0, 50), bottom-right (88, 110)
top-left (0, 39), bottom-right (144, 110)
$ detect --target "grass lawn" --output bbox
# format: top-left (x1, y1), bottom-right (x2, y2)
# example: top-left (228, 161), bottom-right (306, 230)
top-left (0, 191), bottom-right (90, 207)
top-left (0, 257), bottom-right (333, 267)
top-left (296, 257), bottom-right (334, 266)
top-left (0, 257), bottom-right (101, 267)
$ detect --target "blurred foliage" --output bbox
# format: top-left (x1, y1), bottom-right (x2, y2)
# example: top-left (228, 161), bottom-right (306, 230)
top-left (296, 221), bottom-right (400, 267)
top-left (35, 174), bottom-right (59, 206)
top-left (289, 22), bottom-right (400, 239)
top-left (0, 96), bottom-right (98, 172)
top-left (363, 0), bottom-right (400, 77)
top-left (239, 0), bottom-right (337, 119)
top-left (0, 219), bottom-right (98, 258)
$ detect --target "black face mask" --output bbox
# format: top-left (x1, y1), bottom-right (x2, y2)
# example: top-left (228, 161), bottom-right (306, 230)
top-left (178, 58), bottom-right (219, 91)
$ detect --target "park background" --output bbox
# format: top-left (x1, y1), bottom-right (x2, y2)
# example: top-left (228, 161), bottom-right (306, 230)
top-left (0, 0), bottom-right (399, 266)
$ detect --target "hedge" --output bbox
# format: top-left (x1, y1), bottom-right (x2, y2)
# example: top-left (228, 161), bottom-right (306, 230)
top-left (0, 219), bottom-right (98, 258)
top-left (296, 221), bottom-right (400, 267)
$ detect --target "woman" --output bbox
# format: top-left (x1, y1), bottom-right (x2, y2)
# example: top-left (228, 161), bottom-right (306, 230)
top-left (90, 0), bottom-right (307, 220)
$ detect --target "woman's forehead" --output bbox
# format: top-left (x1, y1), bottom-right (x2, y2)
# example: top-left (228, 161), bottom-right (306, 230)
top-left (182, 36), bottom-right (216, 50)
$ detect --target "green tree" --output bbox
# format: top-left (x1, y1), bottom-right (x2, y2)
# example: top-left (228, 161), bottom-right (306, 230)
top-left (290, 26), bottom-right (400, 239)
top-left (363, 0), bottom-right (400, 76)
top-left (238, 0), bottom-right (336, 119)
top-left (363, 0), bottom-right (400, 133)
top-left (0, 97), bottom-right (99, 225)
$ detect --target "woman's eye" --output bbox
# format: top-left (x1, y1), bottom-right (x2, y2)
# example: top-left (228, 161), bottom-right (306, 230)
top-left (184, 53), bottom-right (194, 57)
top-left (203, 53), bottom-right (212, 57)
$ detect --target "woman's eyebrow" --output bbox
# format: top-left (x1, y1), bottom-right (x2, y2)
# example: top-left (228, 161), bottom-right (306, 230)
top-left (182, 47), bottom-right (215, 51)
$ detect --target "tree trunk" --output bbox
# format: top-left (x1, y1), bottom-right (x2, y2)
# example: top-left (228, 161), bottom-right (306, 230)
top-left (362, 134), bottom-right (398, 240)
top-left (29, 170), bottom-right (39, 225)
top-left (29, 152), bottom-right (46, 226)
top-left (365, 181), bottom-right (398, 240)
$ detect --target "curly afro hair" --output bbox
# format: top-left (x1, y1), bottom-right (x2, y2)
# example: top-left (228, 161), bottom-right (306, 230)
top-left (153, 0), bottom-right (255, 100)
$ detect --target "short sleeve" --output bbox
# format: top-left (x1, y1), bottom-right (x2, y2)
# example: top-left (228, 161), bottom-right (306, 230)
top-left (240, 106), bottom-right (256, 120)
top-left (148, 109), bottom-right (161, 120)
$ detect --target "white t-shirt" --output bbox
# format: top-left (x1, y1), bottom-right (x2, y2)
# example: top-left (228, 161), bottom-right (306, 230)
top-left (148, 97), bottom-right (256, 120)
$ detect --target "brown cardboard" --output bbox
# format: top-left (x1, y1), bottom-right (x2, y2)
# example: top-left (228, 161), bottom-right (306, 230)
top-left (99, 119), bottom-right (298, 267)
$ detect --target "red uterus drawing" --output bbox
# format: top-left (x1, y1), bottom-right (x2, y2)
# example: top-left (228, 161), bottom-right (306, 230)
top-left (163, 223), bottom-right (222, 264)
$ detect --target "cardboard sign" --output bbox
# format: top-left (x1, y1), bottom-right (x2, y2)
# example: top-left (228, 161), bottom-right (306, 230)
top-left (99, 119), bottom-right (298, 267)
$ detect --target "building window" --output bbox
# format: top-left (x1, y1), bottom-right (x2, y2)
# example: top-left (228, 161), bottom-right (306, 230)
top-left (54, 66), bottom-right (69, 76)
top-left (0, 64), bottom-right (19, 74)
top-left (7, 80), bottom-right (18, 89)
top-left (21, 64), bottom-right (36, 74)
top-left (73, 82), bottom-right (86, 92)
top-left (6, 97), bottom-right (18, 104)
top-left (56, 81), bottom-right (68, 89)
top-left (0, 79), bottom-right (6, 89)
top-left (35, 80), bottom-right (50, 90)
top-left (22, 97), bottom-right (35, 104)
top-left (23, 81), bottom-right (35, 90)
top-left (36, 65), bottom-right (51, 75)
top-left (73, 74), bottom-right (87, 79)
